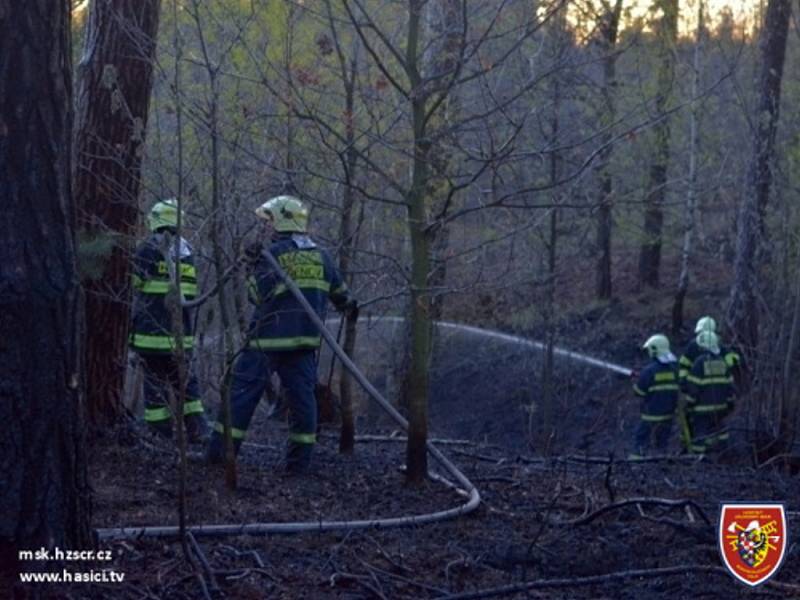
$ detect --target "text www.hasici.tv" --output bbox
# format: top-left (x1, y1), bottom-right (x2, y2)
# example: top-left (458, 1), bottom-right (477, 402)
top-left (18, 547), bottom-right (125, 584)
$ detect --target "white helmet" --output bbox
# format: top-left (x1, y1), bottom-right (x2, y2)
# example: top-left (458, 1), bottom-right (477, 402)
top-left (695, 316), bottom-right (717, 334)
top-left (696, 331), bottom-right (720, 354)
top-left (642, 334), bottom-right (671, 359)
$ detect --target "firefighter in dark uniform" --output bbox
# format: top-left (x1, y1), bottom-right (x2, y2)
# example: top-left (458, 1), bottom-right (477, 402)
top-left (683, 331), bottom-right (735, 455)
top-left (131, 199), bottom-right (208, 441)
top-left (206, 195), bottom-right (355, 473)
top-left (630, 334), bottom-right (680, 459)
top-left (678, 316), bottom-right (741, 383)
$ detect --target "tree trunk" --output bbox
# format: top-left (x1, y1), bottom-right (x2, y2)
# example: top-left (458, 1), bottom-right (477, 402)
top-left (74, 0), bottom-right (162, 427)
top-left (594, 0), bottom-right (622, 300)
top-left (0, 0), bottom-right (91, 584)
top-left (425, 0), bottom-right (461, 323)
top-left (405, 0), bottom-right (431, 484)
top-left (536, 26), bottom-right (564, 454)
top-left (320, 3), bottom-right (364, 452)
top-left (672, 0), bottom-right (705, 333)
top-left (727, 0), bottom-right (790, 357)
top-left (637, 0), bottom-right (677, 289)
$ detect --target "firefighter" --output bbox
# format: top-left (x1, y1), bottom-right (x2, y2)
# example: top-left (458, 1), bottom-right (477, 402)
top-left (130, 199), bottom-right (208, 441)
top-left (630, 334), bottom-right (680, 459)
top-left (678, 315), bottom-right (741, 383)
top-left (206, 195), bottom-right (355, 473)
top-left (683, 331), bottom-right (735, 455)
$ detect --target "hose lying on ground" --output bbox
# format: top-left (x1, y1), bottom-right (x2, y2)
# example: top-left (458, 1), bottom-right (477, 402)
top-left (96, 251), bottom-right (481, 542)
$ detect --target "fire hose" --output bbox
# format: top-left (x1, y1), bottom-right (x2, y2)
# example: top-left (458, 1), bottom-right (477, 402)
top-left (96, 251), bottom-right (481, 542)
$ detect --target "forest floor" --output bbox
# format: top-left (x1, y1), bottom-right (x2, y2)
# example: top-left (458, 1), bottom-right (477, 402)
top-left (32, 279), bottom-right (800, 599)
top-left (67, 415), bottom-right (800, 599)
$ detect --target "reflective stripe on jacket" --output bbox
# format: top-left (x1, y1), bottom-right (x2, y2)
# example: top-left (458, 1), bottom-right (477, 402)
top-left (633, 359), bottom-right (680, 420)
top-left (679, 336), bottom-right (741, 380)
top-left (246, 235), bottom-right (349, 351)
top-left (130, 233), bottom-right (196, 353)
top-left (683, 351), bottom-right (734, 413)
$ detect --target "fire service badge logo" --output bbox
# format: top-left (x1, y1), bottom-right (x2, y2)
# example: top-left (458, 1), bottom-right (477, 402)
top-left (719, 503), bottom-right (787, 586)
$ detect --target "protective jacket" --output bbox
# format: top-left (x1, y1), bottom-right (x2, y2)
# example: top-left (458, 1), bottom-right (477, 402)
top-left (208, 233), bottom-right (351, 471)
top-left (633, 359), bottom-right (680, 421)
top-left (683, 350), bottom-right (735, 453)
top-left (679, 337), bottom-right (740, 381)
top-left (683, 350), bottom-right (734, 416)
top-left (130, 232), bottom-right (197, 353)
top-left (245, 234), bottom-right (349, 350)
top-left (630, 357), bottom-right (679, 458)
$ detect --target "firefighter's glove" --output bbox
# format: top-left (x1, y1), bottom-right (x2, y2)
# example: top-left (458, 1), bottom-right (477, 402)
top-left (345, 298), bottom-right (359, 321)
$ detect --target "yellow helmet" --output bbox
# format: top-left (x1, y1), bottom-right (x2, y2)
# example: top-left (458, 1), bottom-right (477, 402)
top-left (642, 334), bottom-right (670, 359)
top-left (148, 198), bottom-right (181, 232)
top-left (255, 195), bottom-right (308, 233)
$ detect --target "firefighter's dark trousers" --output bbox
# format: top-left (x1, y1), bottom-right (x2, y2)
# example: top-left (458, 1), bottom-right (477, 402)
top-left (688, 407), bottom-right (730, 454)
top-left (138, 352), bottom-right (205, 438)
top-left (633, 414), bottom-right (674, 457)
top-left (208, 349), bottom-right (318, 470)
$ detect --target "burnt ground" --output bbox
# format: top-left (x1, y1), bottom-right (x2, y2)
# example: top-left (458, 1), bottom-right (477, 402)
top-left (30, 412), bottom-right (800, 599)
top-left (14, 290), bottom-right (800, 599)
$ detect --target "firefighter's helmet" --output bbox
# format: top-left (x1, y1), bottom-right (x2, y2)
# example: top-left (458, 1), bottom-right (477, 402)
top-left (696, 330), bottom-right (720, 354)
top-left (255, 195), bottom-right (309, 233)
top-left (148, 198), bottom-right (181, 232)
top-left (642, 334), bottom-right (671, 359)
top-left (695, 315), bottom-right (717, 334)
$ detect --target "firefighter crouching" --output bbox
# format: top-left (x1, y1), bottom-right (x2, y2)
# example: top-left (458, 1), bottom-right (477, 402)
top-left (130, 199), bottom-right (209, 441)
top-left (630, 334), bottom-right (680, 459)
top-left (682, 331), bottom-right (735, 455)
top-left (206, 195), bottom-right (355, 474)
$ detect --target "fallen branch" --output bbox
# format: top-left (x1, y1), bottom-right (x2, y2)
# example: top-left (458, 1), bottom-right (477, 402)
top-left (365, 534), bottom-right (412, 575)
top-left (330, 571), bottom-right (388, 600)
top-left (359, 559), bottom-right (448, 595)
top-left (639, 514), bottom-right (713, 543)
top-left (186, 532), bottom-right (219, 593)
top-left (756, 453), bottom-right (800, 470)
top-left (552, 497), bottom-right (711, 527)
top-left (437, 565), bottom-right (729, 599)
top-left (517, 454), bottom-right (705, 465)
top-left (193, 571), bottom-right (212, 600)
top-left (219, 544), bottom-right (267, 569)
top-left (320, 433), bottom-right (478, 446)
top-left (450, 449), bottom-right (507, 464)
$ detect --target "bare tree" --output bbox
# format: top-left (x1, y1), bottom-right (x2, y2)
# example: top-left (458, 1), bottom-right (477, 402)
top-left (672, 0), bottom-right (705, 332)
top-left (637, 0), bottom-right (678, 288)
top-left (726, 0), bottom-right (791, 357)
top-left (0, 0), bottom-right (90, 583)
top-left (593, 0), bottom-right (623, 300)
top-left (74, 0), bottom-right (162, 426)
top-left (323, 0), bottom-right (364, 453)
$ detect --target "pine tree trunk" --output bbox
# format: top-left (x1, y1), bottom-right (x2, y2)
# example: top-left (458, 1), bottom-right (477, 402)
top-left (74, 0), bottom-right (162, 426)
top-left (0, 0), bottom-right (90, 584)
